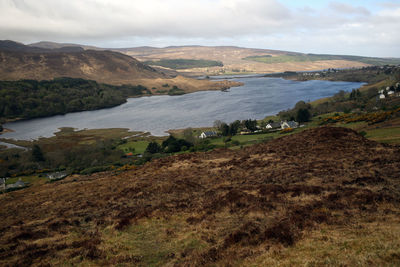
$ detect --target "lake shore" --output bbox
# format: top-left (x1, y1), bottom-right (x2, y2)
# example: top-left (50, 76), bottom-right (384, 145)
top-left (1, 77), bottom-right (364, 141)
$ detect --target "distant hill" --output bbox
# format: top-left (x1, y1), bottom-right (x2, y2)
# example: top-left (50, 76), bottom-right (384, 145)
top-left (118, 45), bottom-right (397, 76)
top-left (27, 41), bottom-right (400, 76)
top-left (0, 40), bottom-right (84, 53)
top-left (0, 40), bottom-right (241, 93)
top-left (29, 41), bottom-right (100, 51)
top-left (0, 40), bottom-right (166, 84)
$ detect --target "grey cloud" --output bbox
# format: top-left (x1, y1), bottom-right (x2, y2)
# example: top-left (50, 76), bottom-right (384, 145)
top-left (329, 2), bottom-right (371, 16)
top-left (0, 0), bottom-right (399, 57)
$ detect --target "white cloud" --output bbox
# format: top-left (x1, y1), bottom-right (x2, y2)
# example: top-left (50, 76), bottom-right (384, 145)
top-left (0, 0), bottom-right (399, 57)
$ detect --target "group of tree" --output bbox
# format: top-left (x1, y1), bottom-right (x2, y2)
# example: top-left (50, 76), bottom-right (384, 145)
top-left (279, 101), bottom-right (312, 123)
top-left (0, 137), bottom-right (128, 178)
top-left (281, 78), bottom-right (400, 121)
top-left (213, 119), bottom-right (259, 137)
top-left (349, 89), bottom-right (362, 100)
top-left (0, 78), bottom-right (151, 120)
top-left (145, 136), bottom-right (194, 155)
top-left (220, 120), bottom-right (241, 136)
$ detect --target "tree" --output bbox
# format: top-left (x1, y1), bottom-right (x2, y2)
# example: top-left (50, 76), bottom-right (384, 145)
top-left (161, 135), bottom-right (193, 153)
top-left (296, 108), bottom-right (311, 123)
top-left (183, 128), bottom-right (195, 143)
top-left (221, 123), bottom-right (230, 136)
top-left (243, 119), bottom-right (257, 132)
top-left (294, 100), bottom-right (311, 110)
top-left (333, 90), bottom-right (346, 102)
top-left (162, 136), bottom-right (177, 149)
top-left (213, 120), bottom-right (224, 129)
top-left (229, 120), bottom-right (241, 136)
top-left (32, 144), bottom-right (45, 162)
top-left (350, 89), bottom-right (361, 100)
top-left (145, 142), bottom-right (162, 154)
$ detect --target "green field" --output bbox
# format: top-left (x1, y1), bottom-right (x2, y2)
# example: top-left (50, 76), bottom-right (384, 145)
top-left (118, 140), bottom-right (151, 155)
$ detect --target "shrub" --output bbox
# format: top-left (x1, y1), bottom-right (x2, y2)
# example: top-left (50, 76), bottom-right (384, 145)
top-left (145, 141), bottom-right (162, 154)
top-left (280, 128), bottom-right (294, 134)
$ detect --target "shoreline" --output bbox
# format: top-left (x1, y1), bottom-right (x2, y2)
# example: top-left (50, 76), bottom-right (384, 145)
top-left (1, 74), bottom-right (367, 142)
top-left (0, 78), bottom-right (243, 125)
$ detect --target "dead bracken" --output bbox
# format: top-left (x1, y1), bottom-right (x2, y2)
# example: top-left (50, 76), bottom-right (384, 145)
top-left (0, 127), bottom-right (399, 266)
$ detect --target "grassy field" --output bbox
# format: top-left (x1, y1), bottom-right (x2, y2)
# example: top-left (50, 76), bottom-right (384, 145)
top-left (4, 175), bottom-right (47, 186)
top-left (118, 140), bottom-right (151, 155)
top-left (96, 215), bottom-right (207, 267)
top-left (244, 215), bottom-right (400, 266)
top-left (244, 54), bottom-right (336, 64)
top-left (364, 127), bottom-right (400, 144)
top-left (245, 54), bottom-right (400, 66)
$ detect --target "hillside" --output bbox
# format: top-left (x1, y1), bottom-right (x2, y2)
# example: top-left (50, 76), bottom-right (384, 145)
top-left (0, 41), bottom-right (240, 93)
top-left (117, 46), bottom-right (373, 76)
top-left (29, 41), bottom-right (100, 51)
top-left (30, 42), bottom-right (392, 76)
top-left (0, 40), bottom-right (166, 83)
top-left (1, 127), bottom-right (399, 266)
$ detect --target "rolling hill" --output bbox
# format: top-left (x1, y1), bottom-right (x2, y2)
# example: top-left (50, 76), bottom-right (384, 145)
top-left (0, 40), bottom-right (166, 83)
top-left (1, 127), bottom-right (399, 266)
top-left (0, 40), bottom-right (240, 93)
top-left (30, 42), bottom-right (400, 76)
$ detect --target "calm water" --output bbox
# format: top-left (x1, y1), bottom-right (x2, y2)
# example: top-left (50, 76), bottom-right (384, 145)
top-left (2, 77), bottom-right (364, 140)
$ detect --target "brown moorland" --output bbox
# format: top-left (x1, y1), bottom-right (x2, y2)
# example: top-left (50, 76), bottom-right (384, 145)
top-left (118, 46), bottom-right (369, 75)
top-left (0, 127), bottom-right (400, 266)
top-left (29, 42), bottom-right (370, 76)
top-left (0, 41), bottom-right (241, 93)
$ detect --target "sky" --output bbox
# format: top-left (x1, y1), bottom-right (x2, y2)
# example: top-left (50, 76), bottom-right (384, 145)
top-left (0, 0), bottom-right (399, 57)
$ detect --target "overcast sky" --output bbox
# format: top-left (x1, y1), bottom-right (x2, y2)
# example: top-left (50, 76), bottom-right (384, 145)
top-left (0, 0), bottom-right (399, 57)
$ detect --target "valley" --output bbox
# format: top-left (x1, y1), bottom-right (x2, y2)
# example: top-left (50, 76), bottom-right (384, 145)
top-left (1, 40), bottom-right (400, 266)
top-left (1, 0), bottom-right (400, 265)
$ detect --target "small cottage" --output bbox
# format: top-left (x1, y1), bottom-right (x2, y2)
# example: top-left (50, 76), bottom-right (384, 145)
top-left (266, 122), bottom-right (281, 129)
top-left (281, 121), bottom-right (298, 129)
top-left (199, 131), bottom-right (217, 139)
top-left (379, 94), bottom-right (386, 99)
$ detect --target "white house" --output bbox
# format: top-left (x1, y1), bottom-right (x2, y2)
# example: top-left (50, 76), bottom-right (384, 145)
top-left (199, 131), bottom-right (217, 139)
top-left (281, 121), bottom-right (298, 129)
top-left (388, 90), bottom-right (395, 96)
top-left (266, 122), bottom-right (281, 129)
top-left (378, 89), bottom-right (384, 94)
top-left (379, 94), bottom-right (386, 99)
